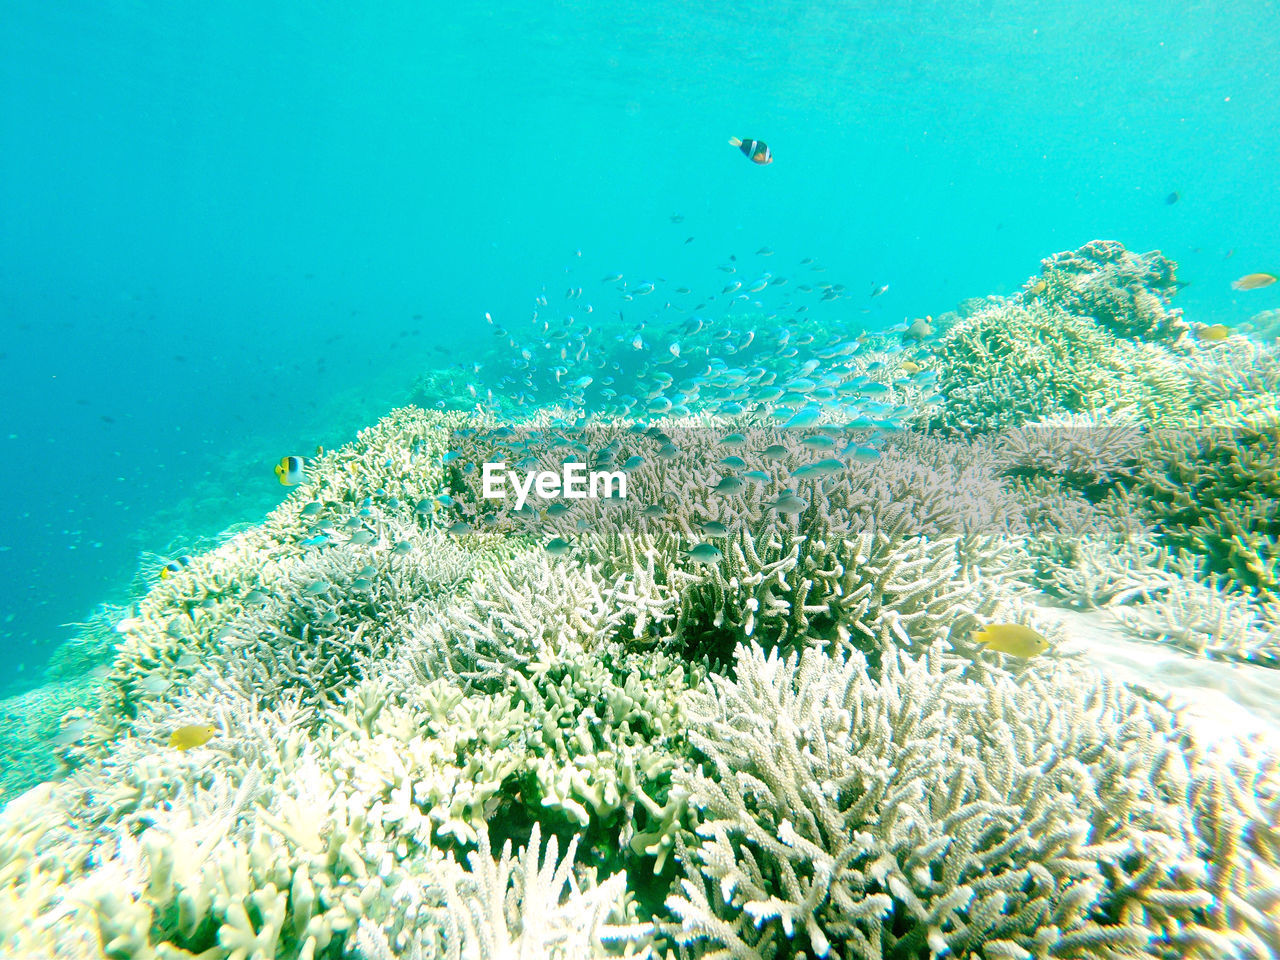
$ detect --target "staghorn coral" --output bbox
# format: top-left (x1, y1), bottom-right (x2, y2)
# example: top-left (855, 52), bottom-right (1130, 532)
top-left (1114, 576), bottom-right (1280, 666)
top-left (350, 823), bottom-right (651, 960)
top-left (665, 640), bottom-right (1280, 960)
top-left (1139, 404), bottom-right (1280, 600)
top-left (440, 419), bottom-right (1029, 663)
top-left (1008, 478), bottom-right (1192, 610)
top-left (928, 300), bottom-right (1194, 436)
top-left (1026, 240), bottom-right (1188, 343)
top-left (0, 419), bottom-right (704, 957)
top-left (0, 648), bottom-right (669, 960)
top-left (992, 412), bottom-right (1144, 486)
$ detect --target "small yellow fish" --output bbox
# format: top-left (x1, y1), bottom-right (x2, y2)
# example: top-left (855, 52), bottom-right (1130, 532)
top-left (1029, 279), bottom-right (1047, 295)
top-left (275, 455), bottom-right (305, 486)
top-left (973, 623), bottom-right (1049, 658)
top-left (901, 360), bottom-right (922, 375)
top-left (1196, 324), bottom-right (1231, 341)
top-left (168, 724), bottom-right (218, 751)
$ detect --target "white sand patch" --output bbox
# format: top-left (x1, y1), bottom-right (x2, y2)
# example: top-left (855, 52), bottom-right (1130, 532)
top-left (1036, 602), bottom-right (1280, 756)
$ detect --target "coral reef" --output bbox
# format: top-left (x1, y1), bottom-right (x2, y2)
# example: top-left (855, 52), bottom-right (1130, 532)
top-left (1140, 419), bottom-right (1280, 600)
top-left (3, 242), bottom-right (1280, 960)
top-left (927, 300), bottom-right (1195, 436)
top-left (666, 640), bottom-right (1280, 959)
top-left (992, 412), bottom-right (1143, 486)
top-left (1114, 577), bottom-right (1280, 667)
top-left (1137, 348), bottom-right (1280, 601)
top-left (1027, 240), bottom-right (1188, 343)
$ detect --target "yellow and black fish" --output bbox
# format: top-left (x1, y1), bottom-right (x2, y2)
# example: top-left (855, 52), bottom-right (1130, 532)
top-left (159, 555), bottom-right (192, 579)
top-left (729, 136), bottom-right (773, 165)
top-left (274, 455), bottom-right (305, 486)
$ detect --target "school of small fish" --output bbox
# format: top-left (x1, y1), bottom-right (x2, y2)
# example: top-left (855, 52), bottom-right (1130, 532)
top-left (445, 242), bottom-right (939, 425)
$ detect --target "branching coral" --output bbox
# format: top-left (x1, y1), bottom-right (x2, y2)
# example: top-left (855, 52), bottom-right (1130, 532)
top-left (666, 640), bottom-right (1280, 959)
top-left (993, 412), bottom-right (1144, 486)
top-left (1008, 478), bottom-right (1190, 610)
top-left (1139, 407), bottom-right (1280, 600)
top-left (928, 300), bottom-right (1191, 436)
top-left (350, 823), bottom-right (651, 960)
top-left (1114, 577), bottom-right (1280, 666)
top-left (1027, 240), bottom-right (1188, 343)
top-left (5, 238), bottom-right (1280, 960)
top-left (440, 420), bottom-right (1028, 663)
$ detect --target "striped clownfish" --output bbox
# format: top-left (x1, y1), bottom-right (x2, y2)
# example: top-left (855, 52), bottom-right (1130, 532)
top-left (274, 455), bottom-right (306, 486)
top-left (729, 136), bottom-right (772, 165)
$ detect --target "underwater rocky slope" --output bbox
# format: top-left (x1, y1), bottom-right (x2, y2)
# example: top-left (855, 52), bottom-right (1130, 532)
top-left (1, 241), bottom-right (1279, 959)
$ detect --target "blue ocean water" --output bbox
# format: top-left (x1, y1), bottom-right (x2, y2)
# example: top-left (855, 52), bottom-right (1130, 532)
top-left (1, 0), bottom-right (1277, 694)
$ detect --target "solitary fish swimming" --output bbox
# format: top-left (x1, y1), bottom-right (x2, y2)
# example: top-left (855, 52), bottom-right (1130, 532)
top-left (729, 136), bottom-right (773, 165)
top-left (274, 455), bottom-right (305, 486)
top-left (169, 724), bottom-right (218, 751)
top-left (544, 537), bottom-right (573, 556)
top-left (1231, 272), bottom-right (1277, 291)
top-left (972, 623), bottom-right (1049, 658)
top-left (686, 543), bottom-right (723, 564)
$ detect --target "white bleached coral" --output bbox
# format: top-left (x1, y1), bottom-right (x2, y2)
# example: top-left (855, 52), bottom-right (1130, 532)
top-left (665, 639), bottom-right (1280, 959)
top-left (4, 314), bottom-right (1280, 960)
top-left (350, 823), bottom-right (650, 960)
top-left (1114, 577), bottom-right (1280, 666)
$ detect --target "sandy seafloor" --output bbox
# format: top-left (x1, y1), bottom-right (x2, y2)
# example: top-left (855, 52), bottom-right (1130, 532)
top-left (1040, 601), bottom-right (1280, 748)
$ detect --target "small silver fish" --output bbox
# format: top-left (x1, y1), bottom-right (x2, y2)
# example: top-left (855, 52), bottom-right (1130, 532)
top-left (544, 537), bottom-right (573, 556)
top-left (687, 543), bottom-right (723, 564)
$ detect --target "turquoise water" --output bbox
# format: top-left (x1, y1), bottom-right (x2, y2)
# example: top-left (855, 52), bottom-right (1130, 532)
top-left (2, 1), bottom-right (1278, 684)
top-left (4, 5), bottom-right (1280, 957)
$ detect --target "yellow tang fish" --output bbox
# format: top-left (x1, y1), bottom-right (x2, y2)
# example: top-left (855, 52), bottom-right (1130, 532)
top-left (274, 455), bottom-right (305, 486)
top-left (169, 724), bottom-right (218, 751)
top-left (1196, 324), bottom-right (1231, 341)
top-left (901, 360), bottom-right (922, 375)
top-left (973, 623), bottom-right (1049, 658)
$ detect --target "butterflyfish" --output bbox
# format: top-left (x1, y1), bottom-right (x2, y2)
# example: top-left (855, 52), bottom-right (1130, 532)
top-left (159, 555), bottom-right (192, 579)
top-left (275, 455), bottom-right (305, 486)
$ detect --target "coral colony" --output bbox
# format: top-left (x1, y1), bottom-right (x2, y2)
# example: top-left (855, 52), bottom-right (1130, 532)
top-left (2, 242), bottom-right (1278, 959)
